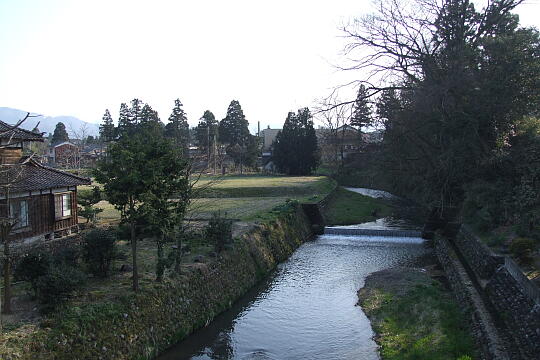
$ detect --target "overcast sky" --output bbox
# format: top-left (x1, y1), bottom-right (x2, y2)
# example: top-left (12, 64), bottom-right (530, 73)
top-left (1, 0), bottom-right (539, 133)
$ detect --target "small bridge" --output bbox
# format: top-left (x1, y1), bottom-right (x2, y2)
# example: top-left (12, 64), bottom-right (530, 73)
top-left (324, 227), bottom-right (423, 238)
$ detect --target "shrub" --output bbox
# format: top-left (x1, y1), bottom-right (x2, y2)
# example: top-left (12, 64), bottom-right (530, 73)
top-left (115, 223), bottom-right (131, 241)
top-left (53, 246), bottom-right (80, 266)
top-left (509, 237), bottom-right (536, 262)
top-left (34, 265), bottom-right (87, 307)
top-left (206, 212), bottom-right (233, 253)
top-left (14, 249), bottom-right (52, 295)
top-left (82, 228), bottom-right (117, 277)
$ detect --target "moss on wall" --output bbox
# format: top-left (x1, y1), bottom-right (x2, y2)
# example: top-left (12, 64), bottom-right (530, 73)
top-left (1, 204), bottom-right (312, 360)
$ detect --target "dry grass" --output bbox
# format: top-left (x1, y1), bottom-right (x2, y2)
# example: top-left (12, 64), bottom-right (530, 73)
top-left (88, 175), bottom-right (335, 225)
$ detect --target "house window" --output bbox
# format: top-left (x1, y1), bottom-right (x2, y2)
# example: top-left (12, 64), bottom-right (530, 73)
top-left (10, 200), bottom-right (29, 229)
top-left (55, 193), bottom-right (72, 219)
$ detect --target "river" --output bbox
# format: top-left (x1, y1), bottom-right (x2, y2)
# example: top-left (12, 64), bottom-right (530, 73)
top-left (159, 189), bottom-right (428, 360)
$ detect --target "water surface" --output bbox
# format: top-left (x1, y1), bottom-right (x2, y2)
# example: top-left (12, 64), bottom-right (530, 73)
top-left (159, 234), bottom-right (428, 360)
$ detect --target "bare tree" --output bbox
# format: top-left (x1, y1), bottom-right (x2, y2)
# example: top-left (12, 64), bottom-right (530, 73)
top-left (68, 122), bottom-right (90, 169)
top-left (319, 0), bottom-right (525, 113)
top-left (315, 95), bottom-right (353, 169)
top-left (325, 0), bottom-right (531, 208)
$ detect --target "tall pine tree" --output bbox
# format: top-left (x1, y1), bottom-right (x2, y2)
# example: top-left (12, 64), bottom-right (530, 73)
top-left (164, 99), bottom-right (190, 151)
top-left (350, 85), bottom-right (372, 130)
top-left (140, 103), bottom-right (163, 135)
top-left (117, 103), bottom-right (134, 137)
top-left (51, 122), bottom-right (69, 145)
top-left (272, 108), bottom-right (319, 175)
top-left (130, 98), bottom-right (143, 125)
top-left (195, 110), bottom-right (218, 149)
top-left (218, 100), bottom-right (250, 146)
top-left (218, 100), bottom-right (254, 170)
top-left (99, 109), bottom-right (115, 143)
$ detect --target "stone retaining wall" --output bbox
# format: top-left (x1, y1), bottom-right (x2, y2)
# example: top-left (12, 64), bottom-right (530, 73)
top-left (437, 225), bottom-right (540, 359)
top-left (435, 237), bottom-right (509, 360)
top-left (455, 225), bottom-right (504, 279)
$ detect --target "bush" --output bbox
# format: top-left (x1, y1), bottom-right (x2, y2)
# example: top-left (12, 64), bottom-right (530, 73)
top-left (206, 212), bottom-right (233, 253)
top-left (509, 237), bottom-right (536, 262)
top-left (14, 249), bottom-right (52, 295)
top-left (34, 265), bottom-right (86, 306)
top-left (115, 223), bottom-right (131, 241)
top-left (53, 246), bottom-right (80, 266)
top-left (82, 228), bottom-right (117, 277)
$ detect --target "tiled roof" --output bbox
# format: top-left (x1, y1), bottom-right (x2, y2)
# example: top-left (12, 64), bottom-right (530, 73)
top-left (0, 158), bottom-right (90, 193)
top-left (0, 120), bottom-right (44, 142)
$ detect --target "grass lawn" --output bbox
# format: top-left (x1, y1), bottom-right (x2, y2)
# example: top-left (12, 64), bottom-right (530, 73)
top-left (87, 175), bottom-right (336, 225)
top-left (358, 268), bottom-right (475, 360)
top-left (324, 187), bottom-right (392, 225)
top-left (193, 175), bottom-right (335, 198)
top-left (93, 200), bottom-right (121, 225)
top-left (188, 197), bottom-right (290, 220)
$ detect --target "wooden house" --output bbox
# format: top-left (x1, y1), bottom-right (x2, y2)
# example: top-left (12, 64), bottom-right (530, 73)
top-left (48, 141), bottom-right (80, 169)
top-left (0, 121), bottom-right (90, 244)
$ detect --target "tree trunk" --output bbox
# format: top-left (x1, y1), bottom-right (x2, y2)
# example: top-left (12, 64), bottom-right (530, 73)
top-left (174, 233), bottom-right (182, 274)
top-left (131, 221), bottom-right (139, 292)
top-left (156, 233), bottom-right (164, 282)
top-left (2, 239), bottom-right (12, 314)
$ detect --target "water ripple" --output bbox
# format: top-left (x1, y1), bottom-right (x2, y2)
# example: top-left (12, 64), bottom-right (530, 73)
top-left (159, 234), bottom-right (428, 360)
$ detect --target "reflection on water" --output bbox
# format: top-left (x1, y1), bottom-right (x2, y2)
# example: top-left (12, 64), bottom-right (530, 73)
top-left (158, 234), bottom-right (428, 360)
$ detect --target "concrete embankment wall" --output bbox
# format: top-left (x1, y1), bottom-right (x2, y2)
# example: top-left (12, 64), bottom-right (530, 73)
top-left (2, 205), bottom-right (313, 360)
top-left (435, 225), bottom-right (540, 360)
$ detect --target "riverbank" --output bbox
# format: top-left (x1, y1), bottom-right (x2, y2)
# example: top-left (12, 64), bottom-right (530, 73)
top-left (0, 202), bottom-right (313, 360)
top-left (323, 186), bottom-right (392, 225)
top-left (358, 266), bottom-right (476, 360)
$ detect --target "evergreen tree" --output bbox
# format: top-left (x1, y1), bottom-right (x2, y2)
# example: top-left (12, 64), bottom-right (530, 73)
top-left (164, 99), bottom-right (190, 151)
top-left (51, 122), bottom-right (69, 145)
top-left (272, 108), bottom-right (319, 175)
top-left (130, 98), bottom-right (143, 125)
top-left (139, 138), bottom-right (191, 282)
top-left (344, 0), bottom-right (540, 207)
top-left (117, 103), bottom-right (133, 137)
top-left (218, 100), bottom-right (250, 146)
top-left (376, 89), bottom-right (401, 128)
top-left (99, 109), bottom-right (116, 143)
top-left (195, 110), bottom-right (218, 149)
top-left (219, 100), bottom-right (254, 169)
top-left (243, 134), bottom-right (260, 168)
top-left (94, 122), bottom-right (190, 290)
top-left (350, 85), bottom-right (372, 130)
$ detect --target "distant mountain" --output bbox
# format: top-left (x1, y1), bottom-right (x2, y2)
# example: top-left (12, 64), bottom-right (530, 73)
top-left (0, 107), bottom-right (100, 138)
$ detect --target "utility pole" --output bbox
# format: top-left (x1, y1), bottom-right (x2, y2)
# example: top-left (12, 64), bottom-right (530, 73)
top-left (213, 133), bottom-right (217, 175)
top-left (207, 125), bottom-right (210, 170)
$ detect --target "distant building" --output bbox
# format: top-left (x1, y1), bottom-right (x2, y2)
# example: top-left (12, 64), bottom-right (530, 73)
top-left (316, 125), bottom-right (383, 164)
top-left (80, 144), bottom-right (104, 168)
top-left (48, 141), bottom-right (80, 168)
top-left (259, 126), bottom-right (281, 159)
top-left (0, 120), bottom-right (90, 244)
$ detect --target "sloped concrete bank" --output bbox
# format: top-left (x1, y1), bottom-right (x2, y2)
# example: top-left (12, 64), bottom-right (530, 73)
top-left (0, 204), bottom-right (313, 360)
top-left (434, 225), bottom-right (540, 360)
